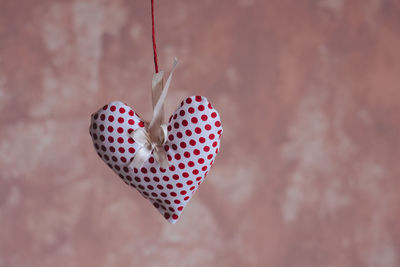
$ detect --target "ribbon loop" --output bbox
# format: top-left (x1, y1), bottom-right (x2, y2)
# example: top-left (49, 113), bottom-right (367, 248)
top-left (128, 59), bottom-right (178, 169)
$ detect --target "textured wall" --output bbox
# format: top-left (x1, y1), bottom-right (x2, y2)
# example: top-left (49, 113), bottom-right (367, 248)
top-left (1, 0), bottom-right (400, 266)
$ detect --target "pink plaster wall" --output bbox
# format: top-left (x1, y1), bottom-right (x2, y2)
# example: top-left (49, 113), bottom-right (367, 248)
top-left (1, 0), bottom-right (400, 266)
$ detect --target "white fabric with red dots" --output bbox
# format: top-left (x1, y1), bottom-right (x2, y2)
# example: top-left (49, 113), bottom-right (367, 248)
top-left (89, 96), bottom-right (222, 223)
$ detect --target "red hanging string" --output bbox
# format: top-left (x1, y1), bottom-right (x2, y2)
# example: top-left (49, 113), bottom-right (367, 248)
top-left (151, 0), bottom-right (159, 73)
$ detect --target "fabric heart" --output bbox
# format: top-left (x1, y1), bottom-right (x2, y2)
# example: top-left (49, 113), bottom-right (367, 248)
top-left (89, 96), bottom-right (222, 223)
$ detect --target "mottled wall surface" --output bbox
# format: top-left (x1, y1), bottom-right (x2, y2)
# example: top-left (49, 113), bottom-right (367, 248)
top-left (1, 0), bottom-right (400, 266)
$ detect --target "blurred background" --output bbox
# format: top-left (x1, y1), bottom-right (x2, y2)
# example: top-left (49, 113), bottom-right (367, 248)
top-left (1, 0), bottom-right (400, 266)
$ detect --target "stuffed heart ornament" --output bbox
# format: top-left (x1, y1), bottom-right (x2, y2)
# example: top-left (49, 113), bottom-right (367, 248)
top-left (89, 62), bottom-right (222, 224)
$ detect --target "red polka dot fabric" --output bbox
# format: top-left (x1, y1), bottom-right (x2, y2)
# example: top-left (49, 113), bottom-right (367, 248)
top-left (89, 96), bottom-right (222, 223)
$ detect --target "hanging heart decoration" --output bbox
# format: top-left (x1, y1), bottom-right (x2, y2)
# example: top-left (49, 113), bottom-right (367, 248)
top-left (89, 1), bottom-right (222, 223)
top-left (89, 60), bottom-right (222, 223)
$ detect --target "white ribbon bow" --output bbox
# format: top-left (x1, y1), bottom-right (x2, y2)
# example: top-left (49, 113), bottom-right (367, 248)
top-left (128, 58), bottom-right (178, 169)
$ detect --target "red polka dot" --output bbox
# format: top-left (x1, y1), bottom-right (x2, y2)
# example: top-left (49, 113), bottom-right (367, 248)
top-left (109, 146), bottom-right (115, 152)
top-left (211, 112), bottom-right (217, 118)
top-left (172, 214), bottom-right (178, 220)
top-left (191, 117), bottom-right (198, 123)
top-left (195, 96), bottom-right (202, 102)
top-left (213, 141), bottom-right (218, 147)
top-left (188, 161), bottom-right (194, 167)
top-left (164, 213), bottom-right (170, 219)
top-left (192, 169), bottom-right (199, 175)
top-left (177, 206), bottom-right (183, 211)
top-left (169, 165), bottom-right (176, 171)
top-left (128, 119), bottom-right (134, 125)
top-left (186, 98), bottom-right (192, 104)
top-left (186, 180), bottom-right (193, 185)
top-left (151, 167), bottom-right (157, 174)
top-left (182, 172), bottom-right (189, 178)
top-left (207, 154), bottom-right (213, 160)
top-left (190, 139), bottom-right (196, 146)
top-left (174, 154), bottom-right (181, 160)
top-left (166, 184), bottom-right (173, 189)
top-left (198, 158), bottom-right (204, 164)
top-left (119, 107), bottom-right (125, 113)
top-left (129, 110), bottom-right (134, 116)
top-left (110, 106), bottom-right (116, 112)
top-left (182, 120), bottom-right (188, 126)
top-left (180, 190), bottom-right (187, 195)
top-left (209, 134), bottom-right (215, 139)
top-left (173, 174), bottom-right (179, 180)
top-left (128, 138), bottom-right (134, 144)
top-left (180, 142), bottom-right (187, 148)
top-left (120, 157), bottom-right (127, 162)
top-left (128, 147), bottom-right (135, 153)
top-left (185, 130), bottom-right (192, 136)
top-left (195, 127), bottom-right (202, 134)
top-left (141, 167), bottom-right (148, 173)
top-left (184, 152), bottom-right (190, 158)
top-left (188, 107), bottom-right (195, 114)
top-left (118, 147), bottom-right (125, 153)
top-left (108, 115), bottom-right (114, 122)
top-left (204, 146), bottom-right (210, 152)
top-left (118, 117), bottom-right (124, 123)
top-left (117, 137), bottom-right (124, 143)
top-left (174, 199), bottom-right (181, 204)
top-left (108, 126), bottom-right (114, 132)
top-left (177, 132), bottom-right (183, 138)
top-left (199, 137), bottom-right (205, 143)
top-left (178, 163), bottom-right (185, 169)
top-left (174, 122), bottom-right (179, 129)
top-left (100, 114), bottom-right (105, 121)
top-left (170, 192), bottom-right (177, 197)
top-left (205, 124), bottom-right (211, 130)
top-left (102, 105), bottom-right (108, 110)
top-left (139, 121), bottom-right (145, 127)
top-left (215, 121), bottom-right (221, 127)
top-left (149, 157), bottom-right (155, 163)
top-left (198, 105), bottom-right (205, 111)
top-left (117, 127), bottom-right (124, 133)
top-left (194, 149), bottom-right (200, 155)
top-left (108, 136), bottom-right (114, 143)
top-left (179, 110), bottom-right (185, 116)
top-left (163, 176), bottom-right (169, 181)
top-left (201, 114), bottom-right (208, 121)
top-left (176, 183), bottom-right (183, 188)
top-left (168, 134), bottom-right (174, 141)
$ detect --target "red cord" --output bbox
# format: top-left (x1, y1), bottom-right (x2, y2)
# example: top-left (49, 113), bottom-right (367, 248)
top-left (151, 0), bottom-right (159, 73)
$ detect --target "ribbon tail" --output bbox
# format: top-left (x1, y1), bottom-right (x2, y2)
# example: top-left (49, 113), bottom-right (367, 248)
top-left (129, 145), bottom-right (153, 169)
top-left (149, 58), bottom-right (178, 130)
top-left (154, 146), bottom-right (169, 169)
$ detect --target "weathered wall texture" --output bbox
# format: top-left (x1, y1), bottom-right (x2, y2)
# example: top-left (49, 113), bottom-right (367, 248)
top-left (1, 0), bottom-right (400, 266)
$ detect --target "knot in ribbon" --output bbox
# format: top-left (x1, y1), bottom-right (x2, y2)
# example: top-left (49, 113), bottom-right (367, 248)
top-left (128, 58), bottom-right (178, 169)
